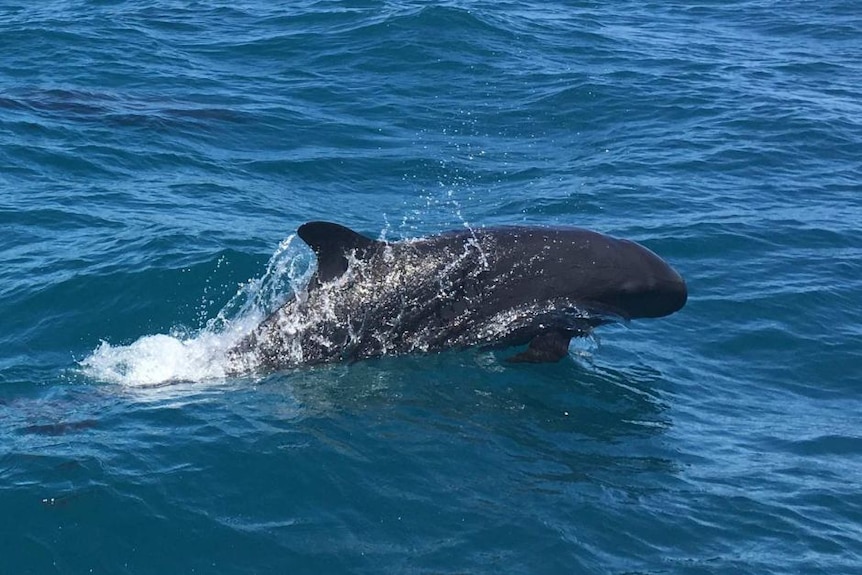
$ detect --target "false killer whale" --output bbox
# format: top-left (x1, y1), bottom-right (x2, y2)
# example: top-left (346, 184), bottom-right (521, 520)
top-left (228, 222), bottom-right (687, 371)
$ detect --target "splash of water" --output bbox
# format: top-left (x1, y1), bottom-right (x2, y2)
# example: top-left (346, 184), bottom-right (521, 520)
top-left (80, 235), bottom-right (315, 386)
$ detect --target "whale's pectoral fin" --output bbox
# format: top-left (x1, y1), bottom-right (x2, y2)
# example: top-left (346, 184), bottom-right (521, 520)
top-left (298, 221), bottom-right (383, 283)
top-left (506, 330), bottom-right (572, 363)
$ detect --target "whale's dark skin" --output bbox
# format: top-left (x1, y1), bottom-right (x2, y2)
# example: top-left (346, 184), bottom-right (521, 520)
top-left (229, 222), bottom-right (687, 371)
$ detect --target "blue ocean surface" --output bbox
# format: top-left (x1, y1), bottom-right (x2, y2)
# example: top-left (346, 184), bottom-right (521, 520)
top-left (2, 1), bottom-right (861, 573)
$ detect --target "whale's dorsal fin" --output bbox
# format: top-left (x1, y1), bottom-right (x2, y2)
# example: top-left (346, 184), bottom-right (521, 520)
top-left (298, 221), bottom-right (382, 283)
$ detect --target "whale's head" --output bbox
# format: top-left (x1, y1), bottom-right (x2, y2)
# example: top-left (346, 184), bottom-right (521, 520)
top-left (576, 238), bottom-right (688, 319)
top-left (514, 228), bottom-right (687, 321)
top-left (598, 238), bottom-right (688, 319)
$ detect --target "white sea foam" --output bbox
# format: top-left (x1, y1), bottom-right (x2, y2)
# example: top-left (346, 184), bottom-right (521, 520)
top-left (80, 234), bottom-right (313, 387)
top-left (81, 331), bottom-right (239, 386)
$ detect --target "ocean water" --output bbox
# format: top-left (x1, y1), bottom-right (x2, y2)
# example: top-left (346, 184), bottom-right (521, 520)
top-left (2, 1), bottom-right (861, 573)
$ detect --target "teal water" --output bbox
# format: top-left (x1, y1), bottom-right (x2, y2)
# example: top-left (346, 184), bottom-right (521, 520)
top-left (2, 1), bottom-right (861, 573)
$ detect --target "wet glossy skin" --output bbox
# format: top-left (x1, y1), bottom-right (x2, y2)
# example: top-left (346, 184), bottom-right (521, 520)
top-left (230, 223), bottom-right (687, 370)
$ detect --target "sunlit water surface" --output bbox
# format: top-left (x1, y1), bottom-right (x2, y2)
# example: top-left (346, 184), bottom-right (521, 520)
top-left (2, 1), bottom-right (861, 573)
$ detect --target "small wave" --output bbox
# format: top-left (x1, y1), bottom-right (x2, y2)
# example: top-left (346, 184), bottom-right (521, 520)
top-left (80, 234), bottom-right (313, 387)
top-left (80, 331), bottom-right (240, 387)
